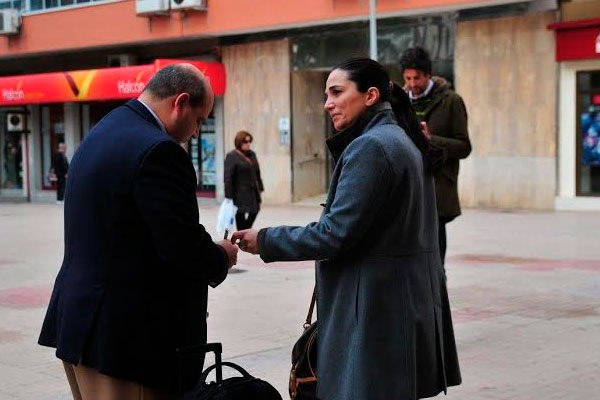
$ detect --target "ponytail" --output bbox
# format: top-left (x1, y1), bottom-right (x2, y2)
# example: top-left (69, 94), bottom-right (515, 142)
top-left (389, 83), bottom-right (446, 172)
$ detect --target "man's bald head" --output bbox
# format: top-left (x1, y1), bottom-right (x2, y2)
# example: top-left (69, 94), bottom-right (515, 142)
top-left (139, 63), bottom-right (215, 143)
top-left (143, 63), bottom-right (209, 107)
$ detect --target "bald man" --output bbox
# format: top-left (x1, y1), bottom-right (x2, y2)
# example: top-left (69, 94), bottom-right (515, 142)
top-left (39, 64), bottom-right (238, 400)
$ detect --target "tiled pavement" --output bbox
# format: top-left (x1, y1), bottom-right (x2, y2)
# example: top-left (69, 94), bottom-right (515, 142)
top-left (0, 202), bottom-right (598, 399)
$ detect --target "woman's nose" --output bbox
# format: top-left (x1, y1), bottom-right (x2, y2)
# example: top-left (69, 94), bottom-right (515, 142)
top-left (324, 100), bottom-right (334, 111)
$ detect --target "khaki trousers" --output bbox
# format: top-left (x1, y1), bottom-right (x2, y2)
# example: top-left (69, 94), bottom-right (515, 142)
top-left (63, 361), bottom-right (177, 400)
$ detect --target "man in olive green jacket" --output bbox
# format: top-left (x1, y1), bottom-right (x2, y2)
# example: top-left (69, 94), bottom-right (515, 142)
top-left (400, 47), bottom-right (472, 267)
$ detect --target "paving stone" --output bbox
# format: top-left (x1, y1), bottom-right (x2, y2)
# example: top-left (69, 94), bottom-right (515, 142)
top-left (0, 203), bottom-right (599, 399)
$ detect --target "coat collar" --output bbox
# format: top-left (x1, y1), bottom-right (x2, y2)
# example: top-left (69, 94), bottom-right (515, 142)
top-left (326, 102), bottom-right (395, 163)
top-left (421, 80), bottom-right (451, 118)
top-left (125, 99), bottom-right (163, 132)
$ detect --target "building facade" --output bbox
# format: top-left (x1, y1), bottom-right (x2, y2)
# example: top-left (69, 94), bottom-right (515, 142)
top-left (2, 0), bottom-right (593, 211)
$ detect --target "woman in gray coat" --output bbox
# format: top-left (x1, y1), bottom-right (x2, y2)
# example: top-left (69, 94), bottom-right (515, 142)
top-left (232, 58), bottom-right (461, 400)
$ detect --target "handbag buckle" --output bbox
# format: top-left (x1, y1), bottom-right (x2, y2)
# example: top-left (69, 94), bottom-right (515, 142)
top-left (289, 368), bottom-right (298, 399)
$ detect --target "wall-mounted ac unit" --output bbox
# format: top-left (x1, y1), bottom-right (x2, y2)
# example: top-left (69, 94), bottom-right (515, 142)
top-left (6, 113), bottom-right (25, 132)
top-left (136, 0), bottom-right (170, 15)
top-left (171, 0), bottom-right (207, 11)
top-left (0, 9), bottom-right (20, 35)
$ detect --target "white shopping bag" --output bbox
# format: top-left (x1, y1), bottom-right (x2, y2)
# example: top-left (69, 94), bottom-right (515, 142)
top-left (216, 198), bottom-right (237, 239)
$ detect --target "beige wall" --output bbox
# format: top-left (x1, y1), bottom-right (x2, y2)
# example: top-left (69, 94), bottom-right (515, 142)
top-left (455, 12), bottom-right (557, 210)
top-left (561, 0), bottom-right (600, 22)
top-left (222, 39), bottom-right (292, 204)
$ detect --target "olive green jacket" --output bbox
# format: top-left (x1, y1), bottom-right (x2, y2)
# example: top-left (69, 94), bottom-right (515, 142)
top-left (418, 78), bottom-right (471, 218)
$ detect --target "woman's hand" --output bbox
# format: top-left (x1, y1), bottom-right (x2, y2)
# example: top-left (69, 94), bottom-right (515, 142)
top-left (231, 229), bottom-right (259, 254)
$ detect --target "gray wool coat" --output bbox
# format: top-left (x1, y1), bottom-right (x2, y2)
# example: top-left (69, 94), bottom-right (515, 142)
top-left (258, 103), bottom-right (461, 400)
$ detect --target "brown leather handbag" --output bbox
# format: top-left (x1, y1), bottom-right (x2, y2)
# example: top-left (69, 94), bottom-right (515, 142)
top-left (289, 287), bottom-right (317, 400)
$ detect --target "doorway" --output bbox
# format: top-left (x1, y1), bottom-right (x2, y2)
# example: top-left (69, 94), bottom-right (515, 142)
top-left (291, 71), bottom-right (329, 202)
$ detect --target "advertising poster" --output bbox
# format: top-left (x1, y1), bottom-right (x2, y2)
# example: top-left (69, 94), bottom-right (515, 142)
top-left (581, 101), bottom-right (600, 166)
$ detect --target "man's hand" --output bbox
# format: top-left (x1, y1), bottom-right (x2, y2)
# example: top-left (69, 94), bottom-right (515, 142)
top-left (217, 239), bottom-right (238, 268)
top-left (421, 121), bottom-right (432, 141)
top-left (231, 229), bottom-right (259, 254)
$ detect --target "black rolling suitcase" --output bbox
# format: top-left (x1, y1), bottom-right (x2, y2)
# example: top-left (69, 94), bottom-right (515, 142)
top-left (178, 343), bottom-right (282, 400)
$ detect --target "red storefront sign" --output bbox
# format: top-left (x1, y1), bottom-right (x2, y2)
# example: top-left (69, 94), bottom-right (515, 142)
top-left (548, 18), bottom-right (600, 61)
top-left (0, 59), bottom-right (226, 106)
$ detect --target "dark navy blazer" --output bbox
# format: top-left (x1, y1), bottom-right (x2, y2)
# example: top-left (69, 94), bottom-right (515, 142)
top-left (39, 99), bottom-right (228, 393)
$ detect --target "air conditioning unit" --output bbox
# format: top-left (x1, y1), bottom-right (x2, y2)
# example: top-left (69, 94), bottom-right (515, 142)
top-left (108, 54), bottom-right (138, 67)
top-left (171, 0), bottom-right (207, 11)
top-left (0, 9), bottom-right (20, 35)
top-left (6, 113), bottom-right (24, 132)
top-left (136, 0), bottom-right (170, 15)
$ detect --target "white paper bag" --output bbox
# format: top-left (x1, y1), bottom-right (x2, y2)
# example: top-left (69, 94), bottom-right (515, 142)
top-left (216, 198), bottom-right (238, 237)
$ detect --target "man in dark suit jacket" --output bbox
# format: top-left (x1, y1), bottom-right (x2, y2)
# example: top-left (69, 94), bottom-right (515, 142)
top-left (39, 64), bottom-right (238, 399)
top-left (53, 142), bottom-right (69, 203)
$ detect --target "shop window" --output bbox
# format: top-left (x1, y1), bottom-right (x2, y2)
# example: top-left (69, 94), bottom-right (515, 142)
top-left (25, 0), bottom-right (103, 12)
top-left (1, 130), bottom-right (23, 190)
top-left (189, 116), bottom-right (216, 196)
top-left (29, 0), bottom-right (42, 10)
top-left (40, 104), bottom-right (65, 189)
top-left (291, 14), bottom-right (456, 84)
top-left (0, 0), bottom-right (22, 9)
top-left (577, 70), bottom-right (600, 196)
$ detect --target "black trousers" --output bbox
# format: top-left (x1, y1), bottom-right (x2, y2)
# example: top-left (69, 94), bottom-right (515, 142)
top-left (57, 178), bottom-right (66, 201)
top-left (235, 212), bottom-right (258, 230)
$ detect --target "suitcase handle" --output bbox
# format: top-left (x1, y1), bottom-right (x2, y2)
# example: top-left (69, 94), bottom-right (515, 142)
top-left (200, 361), bottom-right (252, 384)
top-left (177, 342), bottom-right (223, 386)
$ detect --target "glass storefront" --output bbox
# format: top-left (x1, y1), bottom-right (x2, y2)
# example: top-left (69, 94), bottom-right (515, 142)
top-left (577, 70), bottom-right (600, 196)
top-left (1, 130), bottom-right (23, 190)
top-left (189, 116), bottom-right (216, 196)
top-left (0, 0), bottom-right (109, 13)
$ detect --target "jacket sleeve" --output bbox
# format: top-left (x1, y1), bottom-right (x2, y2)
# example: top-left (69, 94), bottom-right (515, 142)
top-left (224, 153), bottom-right (235, 199)
top-left (254, 153), bottom-right (265, 192)
top-left (258, 136), bottom-right (390, 262)
top-left (133, 140), bottom-right (229, 287)
top-left (430, 94), bottom-right (472, 160)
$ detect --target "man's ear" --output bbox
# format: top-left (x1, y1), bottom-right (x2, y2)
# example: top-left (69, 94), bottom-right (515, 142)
top-left (365, 87), bottom-right (381, 106)
top-left (174, 93), bottom-right (191, 109)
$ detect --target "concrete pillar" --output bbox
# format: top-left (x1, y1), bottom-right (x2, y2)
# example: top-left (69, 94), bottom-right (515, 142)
top-left (214, 98), bottom-right (225, 201)
top-left (64, 103), bottom-right (81, 159)
top-left (28, 105), bottom-right (54, 202)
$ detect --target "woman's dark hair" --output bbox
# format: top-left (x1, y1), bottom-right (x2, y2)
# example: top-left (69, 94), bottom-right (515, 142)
top-left (332, 57), bottom-right (443, 172)
top-left (389, 83), bottom-right (440, 171)
top-left (332, 58), bottom-right (392, 103)
top-left (234, 130), bottom-right (253, 150)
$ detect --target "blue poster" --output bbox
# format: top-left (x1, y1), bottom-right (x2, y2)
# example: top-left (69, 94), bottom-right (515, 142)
top-left (582, 104), bottom-right (600, 166)
top-left (201, 133), bottom-right (216, 185)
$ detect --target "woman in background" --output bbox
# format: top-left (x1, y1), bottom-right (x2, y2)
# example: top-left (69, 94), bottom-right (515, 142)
top-left (224, 130), bottom-right (264, 230)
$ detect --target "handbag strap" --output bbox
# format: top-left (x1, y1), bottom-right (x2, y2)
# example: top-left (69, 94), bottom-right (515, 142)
top-left (304, 286), bottom-right (316, 329)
